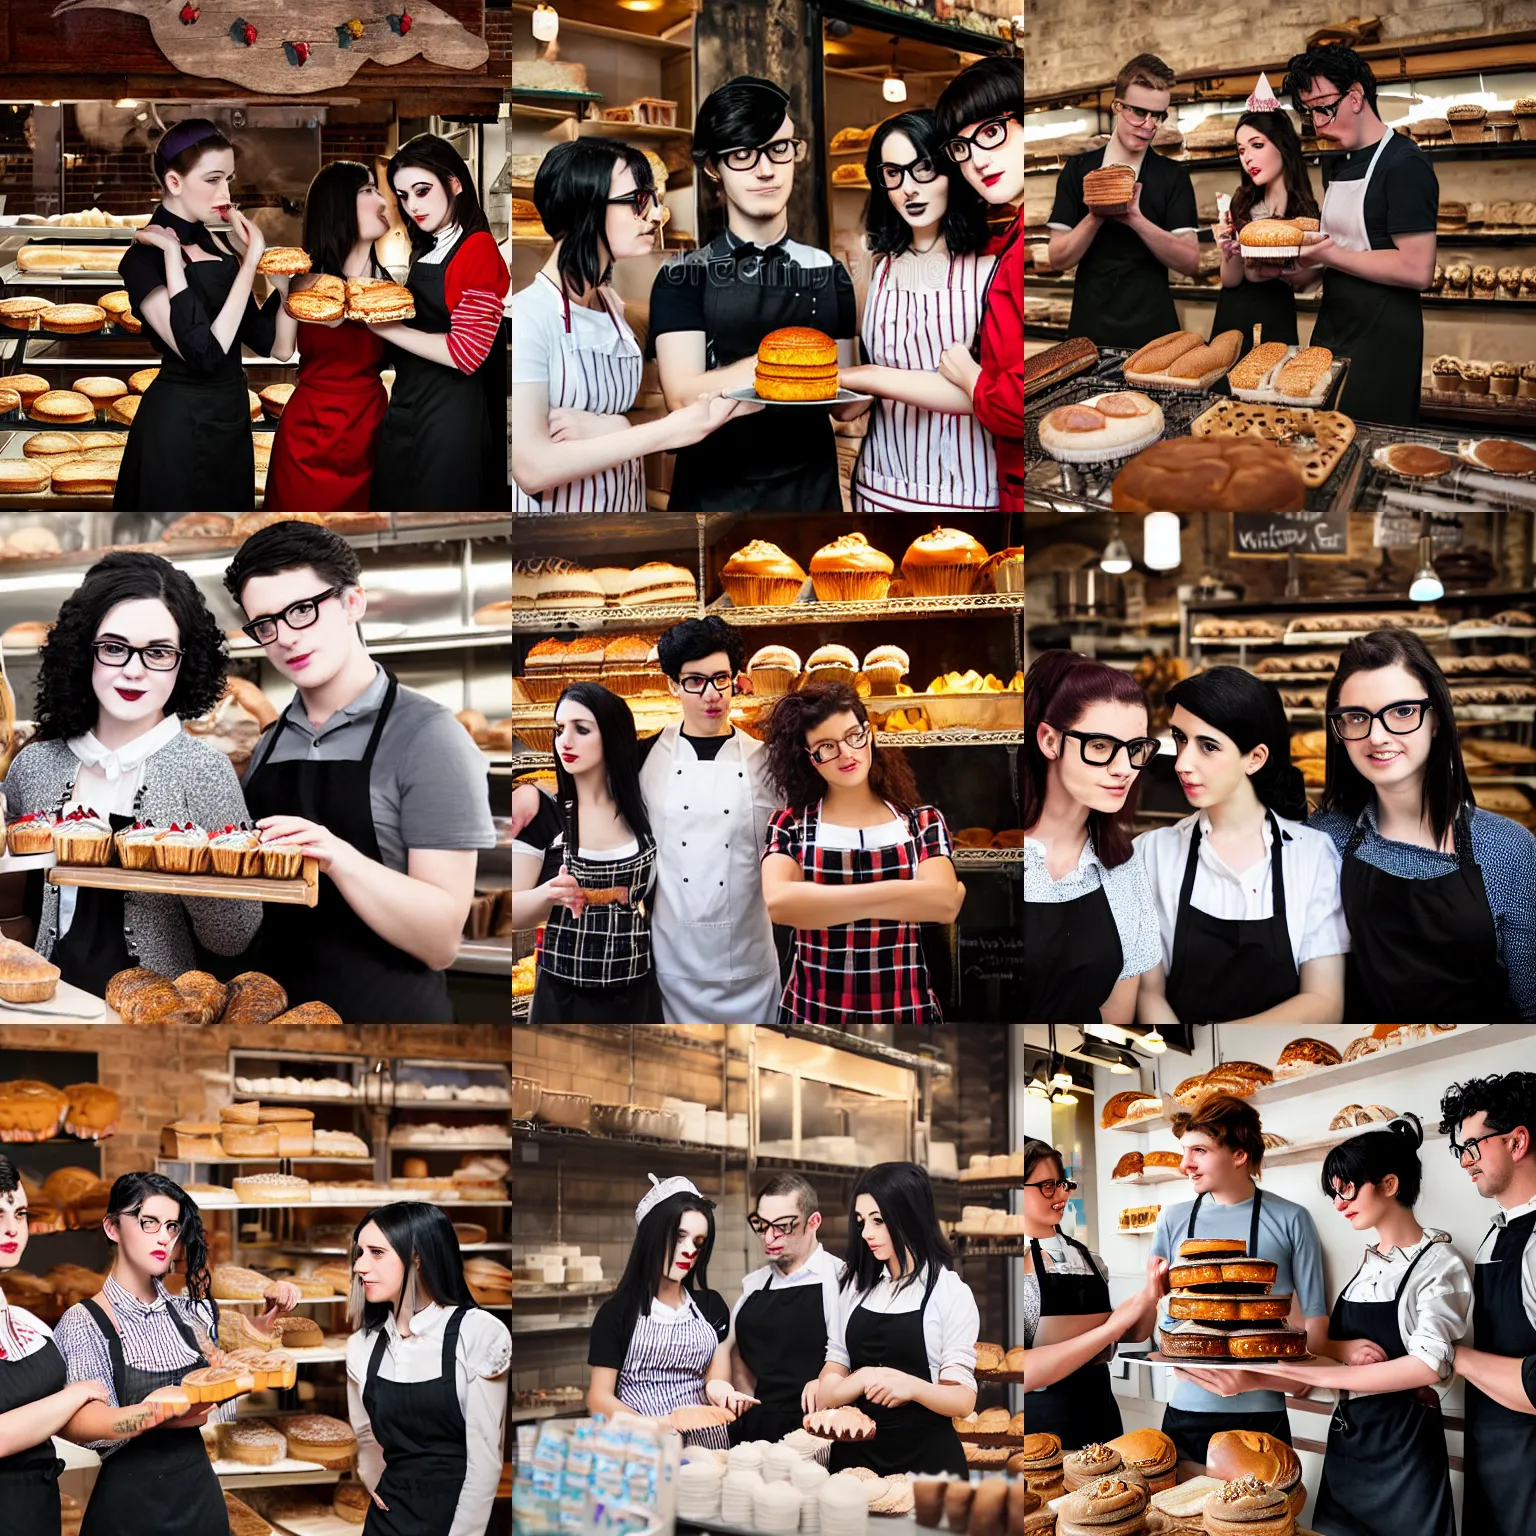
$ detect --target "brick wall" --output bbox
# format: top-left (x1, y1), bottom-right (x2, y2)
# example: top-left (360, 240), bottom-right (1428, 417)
top-left (486, 5), bottom-right (513, 75)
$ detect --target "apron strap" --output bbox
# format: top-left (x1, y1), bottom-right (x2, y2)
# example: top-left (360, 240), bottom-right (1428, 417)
top-left (364, 1325), bottom-right (390, 1390)
top-left (360, 674), bottom-right (400, 769)
top-left (1185, 1192), bottom-right (1205, 1242)
top-left (1267, 810), bottom-right (1290, 952)
top-left (79, 1298), bottom-right (128, 1393)
top-left (1249, 1186), bottom-right (1264, 1257)
top-left (1394, 1237), bottom-right (1440, 1297)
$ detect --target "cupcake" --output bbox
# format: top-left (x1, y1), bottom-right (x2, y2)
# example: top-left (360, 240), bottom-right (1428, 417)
top-left (1517, 97), bottom-right (1536, 140)
top-left (804, 643), bottom-right (859, 684)
top-left (984, 545), bottom-right (1024, 593)
top-left (1491, 361), bottom-right (1521, 397)
top-left (1490, 110), bottom-right (1518, 143)
top-left (1520, 363), bottom-right (1536, 399)
top-left (114, 819), bottom-right (160, 870)
top-left (52, 807), bottom-right (114, 866)
top-left (901, 527), bottom-right (991, 597)
top-left (1462, 360), bottom-right (1492, 395)
top-left (7, 811), bottom-right (56, 856)
top-left (209, 823), bottom-right (262, 877)
top-left (719, 540), bottom-right (807, 608)
top-left (154, 822), bottom-right (210, 875)
top-left (600, 634), bottom-right (655, 698)
top-left (862, 645), bottom-right (909, 692)
top-left (808, 532), bottom-right (894, 603)
top-left (1448, 103), bottom-right (1488, 144)
top-left (746, 644), bottom-right (801, 697)
top-left (1431, 355), bottom-right (1463, 392)
top-left (261, 835), bottom-right (305, 880)
top-left (564, 636), bottom-right (606, 682)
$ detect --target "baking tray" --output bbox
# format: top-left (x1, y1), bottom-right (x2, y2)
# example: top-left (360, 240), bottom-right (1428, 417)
top-left (0, 980), bottom-right (107, 1023)
top-left (49, 856), bottom-right (319, 906)
top-left (1353, 422), bottom-right (1536, 513)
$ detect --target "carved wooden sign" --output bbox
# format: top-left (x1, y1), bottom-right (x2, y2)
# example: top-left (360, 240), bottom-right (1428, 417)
top-left (49, 0), bottom-right (490, 92)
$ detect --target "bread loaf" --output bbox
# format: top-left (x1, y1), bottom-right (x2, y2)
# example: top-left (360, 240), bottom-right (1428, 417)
top-left (1125, 331), bottom-right (1202, 376)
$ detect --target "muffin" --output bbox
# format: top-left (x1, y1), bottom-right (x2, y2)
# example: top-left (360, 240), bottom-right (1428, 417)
top-left (901, 526), bottom-right (991, 597)
top-left (7, 812), bottom-right (56, 856)
top-left (52, 808), bottom-right (114, 866)
top-left (985, 545), bottom-right (1024, 593)
top-left (261, 836), bottom-right (305, 880)
top-left (1462, 360), bottom-right (1492, 395)
top-left (719, 540), bottom-right (807, 607)
top-left (114, 819), bottom-right (160, 871)
top-left (804, 643), bottom-right (859, 684)
top-left (600, 634), bottom-right (656, 698)
top-left (1431, 355), bottom-right (1463, 391)
top-left (1448, 103), bottom-right (1488, 144)
top-left (154, 822), bottom-right (210, 875)
top-left (1491, 361), bottom-right (1521, 396)
top-left (862, 645), bottom-right (909, 692)
top-left (209, 824), bottom-right (263, 877)
top-left (746, 644), bottom-right (801, 697)
top-left (1521, 363), bottom-right (1536, 399)
top-left (808, 532), bottom-right (894, 603)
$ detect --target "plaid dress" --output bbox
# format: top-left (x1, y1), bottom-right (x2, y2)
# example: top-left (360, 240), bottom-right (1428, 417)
top-left (765, 800), bottom-right (951, 1024)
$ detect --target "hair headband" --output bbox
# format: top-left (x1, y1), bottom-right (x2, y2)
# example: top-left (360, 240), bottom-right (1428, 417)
top-left (156, 120), bottom-right (221, 170)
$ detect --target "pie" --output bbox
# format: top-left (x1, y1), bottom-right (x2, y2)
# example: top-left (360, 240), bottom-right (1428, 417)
top-left (803, 1407), bottom-right (876, 1440)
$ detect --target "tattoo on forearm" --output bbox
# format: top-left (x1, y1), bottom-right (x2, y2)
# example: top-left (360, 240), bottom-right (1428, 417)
top-left (112, 1410), bottom-right (151, 1436)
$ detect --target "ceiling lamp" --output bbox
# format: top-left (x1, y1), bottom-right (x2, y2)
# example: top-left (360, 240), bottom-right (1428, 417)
top-left (1142, 512), bottom-right (1182, 571)
top-left (531, 3), bottom-right (560, 40)
top-left (1050, 1084), bottom-right (1080, 1107)
top-left (1027, 1073), bottom-right (1051, 1098)
top-left (1100, 534), bottom-right (1132, 574)
top-left (1409, 518), bottom-right (1443, 602)
top-left (1141, 1028), bottom-right (1167, 1054)
top-left (883, 41), bottom-right (907, 104)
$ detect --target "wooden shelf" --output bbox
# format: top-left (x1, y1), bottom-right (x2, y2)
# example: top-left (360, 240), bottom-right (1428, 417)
top-left (49, 858), bottom-right (318, 907)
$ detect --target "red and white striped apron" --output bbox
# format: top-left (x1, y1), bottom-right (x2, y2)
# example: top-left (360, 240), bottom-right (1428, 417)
top-left (514, 273), bottom-right (645, 515)
top-left (617, 1294), bottom-right (730, 1449)
top-left (853, 252), bottom-right (999, 514)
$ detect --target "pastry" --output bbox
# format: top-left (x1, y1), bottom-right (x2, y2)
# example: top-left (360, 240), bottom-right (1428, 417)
top-left (38, 305), bottom-right (106, 336)
top-left (1024, 335), bottom-right (1099, 399)
top-left (667, 1403), bottom-right (736, 1430)
top-left (1274, 1037), bottom-right (1343, 1076)
top-left (0, 373), bottom-right (50, 408)
top-left (181, 1366), bottom-right (252, 1404)
top-left (344, 278), bottom-right (415, 323)
top-left (0, 296), bottom-right (53, 330)
top-left (258, 247), bottom-right (311, 275)
top-left (283, 1414), bottom-right (358, 1470)
top-left (211, 1264), bottom-right (273, 1302)
top-left (72, 376), bottom-right (128, 412)
top-left (0, 1080), bottom-right (68, 1141)
top-left (1168, 1259), bottom-right (1277, 1291)
top-left (1106, 1427), bottom-right (1178, 1492)
top-left (217, 1418), bottom-right (287, 1466)
top-left (901, 527), bottom-right (991, 596)
top-left (1227, 342), bottom-right (1291, 391)
top-left (1165, 331), bottom-right (1243, 382)
top-left (221, 1123), bottom-right (281, 1157)
top-left (258, 383), bottom-right (295, 419)
top-left (1064, 1442), bottom-right (1125, 1491)
top-left (1178, 1238), bottom-right (1248, 1260)
top-left (1101, 1090), bottom-right (1162, 1128)
top-left (809, 533), bottom-right (894, 602)
top-left (61, 1083), bottom-right (119, 1139)
top-left (231, 1172), bottom-right (311, 1204)
top-left (1189, 400), bottom-right (1355, 490)
top-left (1112, 1151), bottom-right (1145, 1180)
top-left (1145, 1151), bottom-right (1183, 1170)
top-left (803, 1407), bottom-right (876, 1440)
top-left (1084, 163), bottom-right (1137, 211)
top-left (1124, 331), bottom-right (1203, 376)
top-left (153, 822), bottom-right (210, 875)
top-left (1057, 1475), bottom-right (1147, 1536)
top-left (720, 540), bottom-right (806, 607)
top-left (50, 461), bottom-right (119, 497)
top-left (0, 938), bottom-right (61, 1004)
top-left (286, 274), bottom-right (346, 323)
top-left (1329, 1103), bottom-right (1396, 1129)
top-left (1167, 1292), bottom-right (1293, 1322)
top-left (1157, 1321), bottom-right (1240, 1358)
top-left (754, 327), bottom-right (838, 402)
top-left (1459, 440), bottom-right (1536, 476)
top-left (273, 1314), bottom-right (324, 1349)
top-left (1112, 436), bottom-right (1305, 512)
top-left (1286, 611), bottom-right (1442, 634)
top-left (7, 812), bottom-right (56, 856)
top-left (27, 389), bottom-right (95, 426)
top-left (1039, 392), bottom-right (1165, 462)
top-left (1273, 345), bottom-right (1334, 400)
top-left (1226, 1327), bottom-right (1309, 1359)
top-left (106, 395), bottom-right (140, 426)
top-left (333, 1483), bottom-right (371, 1525)
top-left (51, 808), bottom-right (113, 865)
top-left (209, 824), bottom-right (263, 877)
top-left (1202, 1475), bottom-right (1294, 1535)
top-left (1373, 442), bottom-right (1453, 480)
top-left (1207, 1432), bottom-right (1301, 1495)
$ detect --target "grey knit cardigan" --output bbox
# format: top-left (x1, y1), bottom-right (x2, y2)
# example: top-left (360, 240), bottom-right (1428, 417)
top-left (4, 733), bottom-right (262, 976)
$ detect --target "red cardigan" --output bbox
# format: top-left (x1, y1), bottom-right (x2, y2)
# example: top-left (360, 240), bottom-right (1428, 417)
top-left (973, 213), bottom-right (1023, 510)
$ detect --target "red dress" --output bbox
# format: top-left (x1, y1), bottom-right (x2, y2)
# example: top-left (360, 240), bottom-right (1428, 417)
top-left (973, 212), bottom-right (1024, 511)
top-left (265, 317), bottom-right (388, 511)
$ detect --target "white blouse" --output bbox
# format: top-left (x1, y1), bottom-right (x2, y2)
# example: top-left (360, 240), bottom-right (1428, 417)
top-left (1025, 833), bottom-right (1162, 982)
top-left (0, 1295), bottom-right (54, 1363)
top-left (345, 1304), bottom-right (511, 1536)
top-left (826, 1265), bottom-right (979, 1392)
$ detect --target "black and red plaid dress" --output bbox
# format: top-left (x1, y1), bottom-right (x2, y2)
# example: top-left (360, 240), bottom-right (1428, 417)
top-left (764, 800), bottom-right (952, 1024)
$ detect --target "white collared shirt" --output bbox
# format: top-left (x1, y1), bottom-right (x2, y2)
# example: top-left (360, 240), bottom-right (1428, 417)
top-left (346, 1303), bottom-right (511, 1536)
top-left (729, 1242), bottom-right (844, 1343)
top-left (1135, 811), bottom-right (1350, 973)
top-left (1474, 1192), bottom-right (1536, 1333)
top-left (1025, 832), bottom-right (1162, 982)
top-left (1339, 1230), bottom-right (1472, 1393)
top-left (825, 1265), bottom-right (979, 1392)
top-left (0, 1291), bottom-right (53, 1363)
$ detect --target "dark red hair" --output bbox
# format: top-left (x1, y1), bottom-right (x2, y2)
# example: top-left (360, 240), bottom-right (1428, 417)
top-left (1024, 650), bottom-right (1149, 868)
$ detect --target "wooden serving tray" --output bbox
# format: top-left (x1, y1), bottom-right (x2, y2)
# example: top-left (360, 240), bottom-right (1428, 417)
top-left (49, 856), bottom-right (319, 906)
top-left (0, 979), bottom-right (107, 1023)
top-left (1189, 399), bottom-right (1356, 488)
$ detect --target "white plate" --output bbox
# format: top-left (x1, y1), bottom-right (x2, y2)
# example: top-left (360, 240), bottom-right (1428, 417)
top-left (1139, 1350), bottom-right (1317, 1367)
top-left (724, 387), bottom-right (872, 406)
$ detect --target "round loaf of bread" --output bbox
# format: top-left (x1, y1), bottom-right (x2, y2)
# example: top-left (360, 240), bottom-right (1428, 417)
top-left (1112, 437), bottom-right (1306, 513)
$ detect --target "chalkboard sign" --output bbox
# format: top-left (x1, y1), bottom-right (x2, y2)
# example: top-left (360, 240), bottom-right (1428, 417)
top-left (1230, 510), bottom-right (1349, 559)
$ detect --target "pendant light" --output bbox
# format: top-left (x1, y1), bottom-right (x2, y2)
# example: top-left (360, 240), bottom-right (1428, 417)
top-left (882, 41), bottom-right (907, 104)
top-left (1100, 516), bottom-right (1132, 574)
top-left (1409, 513), bottom-right (1443, 602)
top-left (1142, 512), bottom-right (1182, 571)
top-left (1141, 1028), bottom-right (1168, 1054)
top-left (531, 3), bottom-right (560, 41)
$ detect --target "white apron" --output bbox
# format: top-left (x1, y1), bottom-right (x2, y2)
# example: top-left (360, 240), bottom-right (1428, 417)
top-left (1320, 125), bottom-right (1394, 253)
top-left (638, 724), bottom-right (780, 1023)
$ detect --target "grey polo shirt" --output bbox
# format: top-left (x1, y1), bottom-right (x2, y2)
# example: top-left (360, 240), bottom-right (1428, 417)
top-left (254, 664), bottom-right (496, 873)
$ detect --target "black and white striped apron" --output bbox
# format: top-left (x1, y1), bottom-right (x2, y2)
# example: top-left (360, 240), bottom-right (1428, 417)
top-left (513, 273), bottom-right (645, 515)
top-left (618, 1295), bottom-right (730, 1450)
top-left (852, 251), bottom-right (998, 514)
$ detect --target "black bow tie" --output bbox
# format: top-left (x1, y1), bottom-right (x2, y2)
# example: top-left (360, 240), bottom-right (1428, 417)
top-left (732, 240), bottom-right (785, 265)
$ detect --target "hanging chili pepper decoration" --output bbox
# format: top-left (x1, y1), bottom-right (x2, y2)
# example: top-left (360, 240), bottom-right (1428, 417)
top-left (179, 3), bottom-right (199, 23)
top-left (388, 11), bottom-right (414, 34)
top-left (283, 39), bottom-right (312, 65)
top-left (230, 17), bottom-right (257, 45)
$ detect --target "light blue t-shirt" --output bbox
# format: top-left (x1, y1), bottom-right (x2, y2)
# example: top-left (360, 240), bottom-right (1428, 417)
top-left (1151, 1188), bottom-right (1327, 1414)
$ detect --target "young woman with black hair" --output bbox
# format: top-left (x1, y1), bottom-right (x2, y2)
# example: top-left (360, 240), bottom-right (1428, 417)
top-left (511, 139), bottom-right (749, 514)
top-left (3, 552), bottom-right (259, 995)
top-left (54, 1173), bottom-right (300, 1536)
top-left (345, 1203), bottom-right (510, 1536)
top-left (587, 1177), bottom-right (757, 1448)
top-left (1023, 651), bottom-right (1161, 1025)
top-left (265, 160), bottom-right (393, 511)
top-left (813, 1163), bottom-right (978, 1477)
top-left (761, 683), bottom-right (962, 1026)
top-left (1241, 1115), bottom-right (1468, 1536)
top-left (1311, 628), bottom-right (1536, 1020)
top-left (510, 682), bottom-right (661, 1022)
top-left (115, 119), bottom-right (284, 510)
top-left (837, 110), bottom-right (998, 513)
top-left (1135, 665), bottom-right (1348, 1024)
top-left (368, 134), bottom-right (512, 512)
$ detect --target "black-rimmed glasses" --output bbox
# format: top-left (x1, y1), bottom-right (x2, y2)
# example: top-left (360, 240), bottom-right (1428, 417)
top-left (240, 585), bottom-right (344, 646)
top-left (720, 138), bottom-right (807, 173)
top-left (748, 1216), bottom-right (803, 1237)
top-left (1115, 100), bottom-right (1170, 126)
top-left (679, 672), bottom-right (739, 697)
top-left (1060, 729), bottom-right (1158, 769)
top-left (807, 723), bottom-right (871, 764)
top-left (126, 1209), bottom-right (183, 1238)
top-left (1327, 699), bottom-right (1430, 740)
top-left (1024, 1178), bottom-right (1079, 1196)
top-left (1450, 1129), bottom-right (1519, 1164)
top-left (944, 114), bottom-right (1019, 163)
top-left (876, 157), bottom-right (941, 189)
top-left (93, 640), bottom-right (183, 672)
top-left (1303, 90), bottom-right (1354, 125)
top-left (609, 188), bottom-right (659, 221)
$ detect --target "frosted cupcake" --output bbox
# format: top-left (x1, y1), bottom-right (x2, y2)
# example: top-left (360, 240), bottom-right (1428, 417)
top-left (115, 819), bottom-right (160, 871)
top-left (808, 533), bottom-right (894, 603)
top-left (154, 822), bottom-right (210, 875)
top-left (209, 823), bottom-right (262, 877)
top-left (261, 834), bottom-right (305, 880)
top-left (719, 540), bottom-right (807, 608)
top-left (901, 526), bottom-right (991, 597)
top-left (862, 645), bottom-right (909, 693)
top-left (746, 644), bottom-right (801, 697)
top-left (7, 811), bottom-right (56, 856)
top-left (52, 807), bottom-right (114, 866)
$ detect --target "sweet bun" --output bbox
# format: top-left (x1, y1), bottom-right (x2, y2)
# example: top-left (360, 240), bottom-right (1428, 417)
top-left (1038, 392), bottom-right (1164, 463)
top-left (1112, 436), bottom-right (1306, 512)
top-left (755, 326), bottom-right (839, 401)
top-left (258, 247), bottom-right (312, 275)
top-left (286, 273), bottom-right (346, 323)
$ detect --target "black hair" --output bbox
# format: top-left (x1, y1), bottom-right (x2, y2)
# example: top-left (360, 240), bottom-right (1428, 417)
top-left (0, 1152), bottom-right (18, 1199)
top-left (609, 1190), bottom-right (717, 1332)
top-left (1318, 629), bottom-right (1471, 852)
top-left (1321, 1113), bottom-right (1424, 1207)
top-left (693, 76), bottom-right (791, 162)
top-left (553, 682), bottom-right (652, 847)
top-left (1441, 1073), bottom-right (1536, 1141)
top-left (301, 160), bottom-right (380, 280)
top-left (1230, 111), bottom-right (1321, 231)
top-left (349, 1202), bottom-right (477, 1333)
top-left (223, 519), bottom-right (363, 608)
top-left (387, 133), bottom-right (492, 257)
top-left (935, 55), bottom-right (1025, 143)
top-left (105, 1172), bottom-right (212, 1305)
top-left (1165, 665), bottom-right (1308, 819)
top-left (152, 118), bottom-right (232, 189)
top-left (535, 139), bottom-right (656, 296)
top-left (34, 551), bottom-right (227, 741)
top-left (1022, 1137), bottom-right (1066, 1184)
top-left (839, 1162), bottom-right (955, 1296)
top-left (656, 616), bottom-right (745, 680)
top-left (863, 110), bottom-right (992, 258)
top-left (1283, 43), bottom-right (1378, 114)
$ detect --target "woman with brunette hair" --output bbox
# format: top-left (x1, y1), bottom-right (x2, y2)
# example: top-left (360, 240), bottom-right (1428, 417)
top-left (116, 119), bottom-right (285, 510)
top-left (761, 682), bottom-right (962, 1026)
top-left (54, 1173), bottom-right (300, 1536)
top-left (1023, 651), bottom-right (1161, 1024)
top-left (839, 109), bottom-right (998, 513)
top-left (346, 1203), bottom-right (510, 1536)
top-left (814, 1162), bottom-right (978, 1477)
top-left (4, 552), bottom-right (259, 993)
top-left (369, 134), bottom-right (511, 511)
top-left (1135, 666), bottom-right (1348, 1024)
top-left (512, 139), bottom-right (748, 514)
top-left (510, 681), bottom-right (660, 1022)
top-left (588, 1176), bottom-right (756, 1448)
top-left (265, 160), bottom-right (393, 511)
top-left (1311, 628), bottom-right (1536, 1020)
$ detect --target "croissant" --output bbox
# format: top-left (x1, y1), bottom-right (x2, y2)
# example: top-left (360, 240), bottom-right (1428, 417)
top-left (666, 1404), bottom-right (736, 1431)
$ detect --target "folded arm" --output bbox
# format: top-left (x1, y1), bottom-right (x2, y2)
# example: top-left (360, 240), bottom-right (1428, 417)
top-left (762, 850), bottom-right (963, 927)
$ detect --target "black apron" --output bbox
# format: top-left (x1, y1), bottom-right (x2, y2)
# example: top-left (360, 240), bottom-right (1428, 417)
top-left (1161, 1190), bottom-right (1294, 1467)
top-left (0, 1334), bottom-right (67, 1536)
top-left (372, 231), bottom-right (501, 513)
top-left (77, 1296), bottom-right (225, 1536)
top-left (1025, 1228), bottom-right (1121, 1450)
top-left (1164, 812), bottom-right (1299, 1024)
top-left (1024, 883), bottom-right (1122, 1023)
top-left (361, 1307), bottom-right (470, 1536)
top-left (1312, 269), bottom-right (1422, 426)
top-left (242, 672), bottom-right (452, 1023)
top-left (1312, 1241), bottom-right (1455, 1536)
top-left (49, 812), bottom-right (135, 998)
top-left (526, 969), bottom-right (663, 1025)
top-left (1340, 810), bottom-right (1516, 1023)
top-left (729, 1266), bottom-right (830, 1445)
top-left (828, 1268), bottom-right (968, 1478)
top-left (666, 234), bottom-right (843, 512)
top-left (1463, 1209), bottom-right (1536, 1536)
top-left (1211, 268), bottom-right (1301, 351)
top-left (1065, 162), bottom-right (1180, 349)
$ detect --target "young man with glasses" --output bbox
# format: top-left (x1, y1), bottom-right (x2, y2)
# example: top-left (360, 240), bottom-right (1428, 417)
top-left (724, 1174), bottom-right (843, 1444)
top-left (1282, 44), bottom-right (1438, 425)
top-left (1046, 53), bottom-right (1201, 350)
top-left (222, 521), bottom-right (495, 1022)
top-left (649, 76), bottom-right (861, 511)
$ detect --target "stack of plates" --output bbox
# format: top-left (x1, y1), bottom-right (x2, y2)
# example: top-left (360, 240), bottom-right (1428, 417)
top-left (819, 1474), bottom-right (871, 1536)
top-left (794, 1460), bottom-right (830, 1533)
top-left (728, 1441), bottom-right (765, 1477)
top-left (782, 1427), bottom-right (833, 1466)
top-left (721, 1469), bottom-right (762, 1526)
top-left (676, 1459), bottom-right (722, 1522)
top-left (764, 1443), bottom-right (800, 1483)
top-left (755, 1481), bottom-right (803, 1534)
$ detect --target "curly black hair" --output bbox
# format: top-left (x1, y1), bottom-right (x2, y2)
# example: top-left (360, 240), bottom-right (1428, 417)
top-left (1441, 1072), bottom-right (1536, 1141)
top-left (104, 1171), bottom-right (213, 1305)
top-left (763, 682), bottom-right (919, 812)
top-left (35, 552), bottom-right (227, 741)
top-left (656, 615), bottom-right (745, 680)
